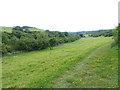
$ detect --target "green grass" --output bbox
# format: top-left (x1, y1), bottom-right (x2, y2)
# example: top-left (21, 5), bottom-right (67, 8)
top-left (2, 37), bottom-right (118, 88)
top-left (0, 27), bottom-right (13, 33)
top-left (52, 43), bottom-right (118, 88)
top-left (27, 28), bottom-right (44, 32)
top-left (0, 27), bottom-right (44, 33)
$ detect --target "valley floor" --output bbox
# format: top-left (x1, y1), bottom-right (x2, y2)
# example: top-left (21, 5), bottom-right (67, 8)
top-left (2, 37), bottom-right (118, 88)
top-left (52, 43), bottom-right (118, 88)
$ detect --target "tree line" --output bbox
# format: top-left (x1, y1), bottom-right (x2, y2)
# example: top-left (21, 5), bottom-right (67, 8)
top-left (1, 26), bottom-right (83, 55)
top-left (78, 30), bottom-right (114, 37)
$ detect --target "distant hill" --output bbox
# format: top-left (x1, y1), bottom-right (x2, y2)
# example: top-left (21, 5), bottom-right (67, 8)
top-left (69, 29), bottom-right (114, 37)
top-left (77, 29), bottom-right (113, 34)
top-left (0, 26), bottom-right (44, 33)
top-left (0, 27), bottom-right (13, 33)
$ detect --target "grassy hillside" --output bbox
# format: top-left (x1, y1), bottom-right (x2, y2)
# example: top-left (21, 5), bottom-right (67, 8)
top-left (0, 26), bottom-right (44, 33)
top-left (2, 37), bottom-right (118, 88)
top-left (0, 27), bottom-right (13, 33)
top-left (27, 28), bottom-right (44, 32)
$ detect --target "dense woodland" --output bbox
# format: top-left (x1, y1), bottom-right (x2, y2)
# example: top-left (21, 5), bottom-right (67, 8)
top-left (1, 26), bottom-right (82, 55)
top-left (0, 25), bottom-right (119, 55)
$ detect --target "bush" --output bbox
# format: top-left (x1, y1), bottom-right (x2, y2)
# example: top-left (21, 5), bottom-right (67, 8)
top-left (2, 27), bottom-right (81, 55)
top-left (2, 43), bottom-right (14, 54)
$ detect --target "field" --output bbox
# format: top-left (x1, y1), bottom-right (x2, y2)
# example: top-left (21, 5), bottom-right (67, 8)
top-left (0, 27), bottom-right (44, 33)
top-left (0, 27), bottom-right (13, 33)
top-left (27, 28), bottom-right (44, 32)
top-left (2, 37), bottom-right (118, 88)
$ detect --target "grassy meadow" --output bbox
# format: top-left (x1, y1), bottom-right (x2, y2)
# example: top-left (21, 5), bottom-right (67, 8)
top-left (2, 37), bottom-right (118, 88)
top-left (0, 27), bottom-right (44, 33)
top-left (0, 27), bottom-right (13, 33)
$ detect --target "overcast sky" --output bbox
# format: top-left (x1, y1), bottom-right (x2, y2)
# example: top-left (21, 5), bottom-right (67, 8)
top-left (0, 0), bottom-right (119, 32)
